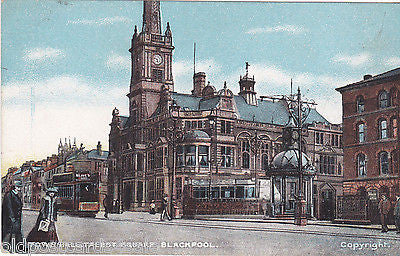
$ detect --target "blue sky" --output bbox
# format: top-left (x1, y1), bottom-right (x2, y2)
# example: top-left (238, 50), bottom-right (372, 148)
top-left (2, 0), bottom-right (400, 174)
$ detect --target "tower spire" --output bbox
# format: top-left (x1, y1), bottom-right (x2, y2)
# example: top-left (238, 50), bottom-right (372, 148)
top-left (142, 1), bottom-right (161, 34)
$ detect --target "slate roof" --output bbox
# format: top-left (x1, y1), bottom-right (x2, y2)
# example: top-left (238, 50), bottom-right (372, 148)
top-left (336, 67), bottom-right (400, 92)
top-left (87, 149), bottom-right (109, 160)
top-left (170, 92), bottom-right (330, 126)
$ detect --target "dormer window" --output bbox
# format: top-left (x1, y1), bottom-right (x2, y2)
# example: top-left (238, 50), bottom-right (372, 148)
top-left (356, 96), bottom-right (365, 113)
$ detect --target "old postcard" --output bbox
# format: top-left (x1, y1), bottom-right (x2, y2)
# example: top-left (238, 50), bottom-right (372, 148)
top-left (1, 0), bottom-right (400, 255)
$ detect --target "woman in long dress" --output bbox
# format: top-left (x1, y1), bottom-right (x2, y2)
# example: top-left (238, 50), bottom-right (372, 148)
top-left (27, 188), bottom-right (59, 242)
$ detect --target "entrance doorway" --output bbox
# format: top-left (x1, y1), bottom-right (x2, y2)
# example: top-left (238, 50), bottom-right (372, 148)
top-left (320, 189), bottom-right (335, 220)
top-left (123, 183), bottom-right (133, 211)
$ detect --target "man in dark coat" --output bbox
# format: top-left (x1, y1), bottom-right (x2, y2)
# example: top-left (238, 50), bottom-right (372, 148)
top-left (103, 195), bottom-right (110, 219)
top-left (378, 194), bottom-right (391, 233)
top-left (160, 195), bottom-right (171, 221)
top-left (2, 181), bottom-right (23, 244)
top-left (394, 194), bottom-right (400, 234)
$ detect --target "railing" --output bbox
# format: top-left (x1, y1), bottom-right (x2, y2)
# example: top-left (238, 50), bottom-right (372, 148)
top-left (337, 195), bottom-right (368, 220)
top-left (183, 197), bottom-right (263, 216)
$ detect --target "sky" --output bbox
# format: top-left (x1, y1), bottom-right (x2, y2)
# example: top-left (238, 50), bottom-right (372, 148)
top-left (2, 0), bottom-right (400, 175)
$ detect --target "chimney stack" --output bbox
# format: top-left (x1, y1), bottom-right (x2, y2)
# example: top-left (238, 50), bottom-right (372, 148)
top-left (97, 141), bottom-right (102, 155)
top-left (192, 72), bottom-right (206, 97)
top-left (364, 74), bottom-right (372, 80)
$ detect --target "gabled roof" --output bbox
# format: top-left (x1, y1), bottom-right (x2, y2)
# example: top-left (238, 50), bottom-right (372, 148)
top-left (336, 67), bottom-right (400, 92)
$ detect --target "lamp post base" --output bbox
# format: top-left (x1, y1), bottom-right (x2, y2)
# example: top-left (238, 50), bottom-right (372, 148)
top-left (294, 198), bottom-right (307, 226)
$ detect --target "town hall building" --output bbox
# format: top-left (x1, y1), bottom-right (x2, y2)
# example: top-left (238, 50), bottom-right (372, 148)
top-left (108, 1), bottom-right (343, 220)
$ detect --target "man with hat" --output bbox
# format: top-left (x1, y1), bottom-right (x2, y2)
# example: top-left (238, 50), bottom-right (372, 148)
top-left (394, 193), bottom-right (400, 234)
top-left (378, 194), bottom-right (391, 232)
top-left (2, 180), bottom-right (23, 244)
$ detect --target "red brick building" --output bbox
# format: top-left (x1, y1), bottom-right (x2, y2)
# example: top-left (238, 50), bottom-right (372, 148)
top-left (108, 0), bottom-right (343, 220)
top-left (336, 68), bottom-right (399, 221)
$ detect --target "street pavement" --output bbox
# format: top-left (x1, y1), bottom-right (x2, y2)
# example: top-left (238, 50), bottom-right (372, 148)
top-left (20, 210), bottom-right (400, 255)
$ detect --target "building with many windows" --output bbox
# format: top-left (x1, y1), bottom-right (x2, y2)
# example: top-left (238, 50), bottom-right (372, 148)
top-left (108, 1), bottom-right (343, 219)
top-left (336, 68), bottom-right (399, 223)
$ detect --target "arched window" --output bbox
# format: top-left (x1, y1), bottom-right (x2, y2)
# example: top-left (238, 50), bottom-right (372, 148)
top-left (379, 151), bottom-right (390, 175)
top-left (378, 119), bottom-right (388, 139)
top-left (261, 142), bottom-right (269, 171)
top-left (379, 90), bottom-right (390, 109)
top-left (358, 123), bottom-right (365, 143)
top-left (262, 154), bottom-right (269, 171)
top-left (240, 139), bottom-right (251, 169)
top-left (390, 117), bottom-right (398, 139)
top-left (357, 154), bottom-right (366, 176)
top-left (390, 87), bottom-right (397, 106)
top-left (356, 96), bottom-right (365, 113)
top-left (242, 152), bottom-right (250, 169)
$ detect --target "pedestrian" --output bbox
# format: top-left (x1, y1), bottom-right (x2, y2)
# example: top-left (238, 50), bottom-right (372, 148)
top-left (2, 180), bottom-right (23, 245)
top-left (378, 194), bottom-right (391, 233)
top-left (149, 200), bottom-right (156, 214)
top-left (116, 199), bottom-right (120, 214)
top-left (394, 193), bottom-right (400, 234)
top-left (160, 195), bottom-right (171, 221)
top-left (26, 188), bottom-right (59, 242)
top-left (103, 195), bottom-right (110, 219)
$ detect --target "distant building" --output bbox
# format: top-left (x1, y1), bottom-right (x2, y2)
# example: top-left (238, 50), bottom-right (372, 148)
top-left (108, 1), bottom-right (343, 219)
top-left (336, 68), bottom-right (399, 223)
top-left (64, 141), bottom-right (109, 209)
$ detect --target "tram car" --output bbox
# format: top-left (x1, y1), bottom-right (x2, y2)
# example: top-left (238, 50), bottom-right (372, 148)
top-left (53, 172), bottom-right (100, 217)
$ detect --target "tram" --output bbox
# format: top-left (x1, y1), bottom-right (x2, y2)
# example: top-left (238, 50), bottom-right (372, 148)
top-left (53, 172), bottom-right (100, 217)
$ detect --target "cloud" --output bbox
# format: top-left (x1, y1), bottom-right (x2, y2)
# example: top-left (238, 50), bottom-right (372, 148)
top-left (2, 75), bottom-right (129, 174)
top-left (332, 52), bottom-right (371, 67)
top-left (246, 25), bottom-right (307, 35)
top-left (173, 59), bottom-right (221, 78)
top-left (106, 53), bottom-right (131, 70)
top-left (2, 75), bottom-right (126, 106)
top-left (68, 16), bottom-right (132, 25)
top-left (384, 56), bottom-right (400, 67)
top-left (23, 47), bottom-right (65, 62)
top-left (2, 104), bottom-right (116, 175)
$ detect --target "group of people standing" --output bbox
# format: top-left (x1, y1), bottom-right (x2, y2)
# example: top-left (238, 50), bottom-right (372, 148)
top-left (378, 193), bottom-right (400, 233)
top-left (2, 180), bottom-right (59, 249)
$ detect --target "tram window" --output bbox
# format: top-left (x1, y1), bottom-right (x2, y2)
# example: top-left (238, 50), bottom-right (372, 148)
top-left (58, 185), bottom-right (73, 198)
top-left (79, 183), bottom-right (97, 202)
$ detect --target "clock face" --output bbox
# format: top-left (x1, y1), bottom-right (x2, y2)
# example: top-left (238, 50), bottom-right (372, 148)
top-left (153, 54), bottom-right (163, 65)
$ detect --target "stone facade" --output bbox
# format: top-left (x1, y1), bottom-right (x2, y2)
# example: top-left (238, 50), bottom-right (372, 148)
top-left (108, 1), bottom-right (343, 219)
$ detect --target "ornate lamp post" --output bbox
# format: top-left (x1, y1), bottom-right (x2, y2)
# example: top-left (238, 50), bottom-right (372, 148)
top-left (166, 100), bottom-right (182, 218)
top-left (286, 87), bottom-right (315, 226)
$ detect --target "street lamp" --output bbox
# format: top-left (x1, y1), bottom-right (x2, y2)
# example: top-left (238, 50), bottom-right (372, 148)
top-left (286, 87), bottom-right (315, 226)
top-left (166, 100), bottom-right (182, 218)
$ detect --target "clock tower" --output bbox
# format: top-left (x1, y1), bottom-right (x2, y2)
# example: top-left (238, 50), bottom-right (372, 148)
top-left (128, 1), bottom-right (174, 121)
